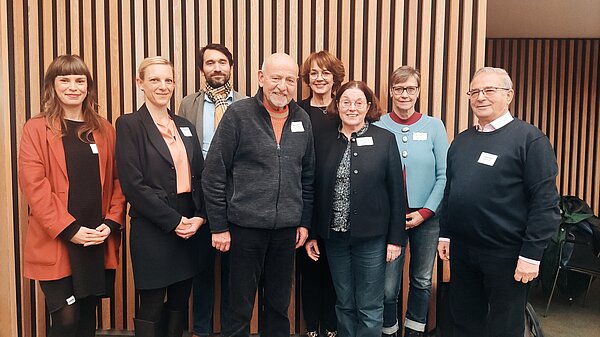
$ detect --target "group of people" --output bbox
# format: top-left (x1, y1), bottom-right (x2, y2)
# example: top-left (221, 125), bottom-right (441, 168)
top-left (18, 42), bottom-right (560, 337)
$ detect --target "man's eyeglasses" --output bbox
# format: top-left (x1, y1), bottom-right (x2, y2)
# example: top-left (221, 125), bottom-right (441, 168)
top-left (309, 71), bottom-right (333, 80)
top-left (391, 86), bottom-right (419, 95)
top-left (466, 87), bottom-right (511, 99)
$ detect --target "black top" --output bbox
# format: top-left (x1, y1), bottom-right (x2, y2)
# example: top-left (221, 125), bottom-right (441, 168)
top-left (300, 98), bottom-right (339, 148)
top-left (439, 119), bottom-right (561, 260)
top-left (61, 120), bottom-right (106, 299)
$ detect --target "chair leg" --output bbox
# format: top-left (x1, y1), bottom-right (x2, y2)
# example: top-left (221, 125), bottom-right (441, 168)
top-left (582, 276), bottom-right (595, 306)
top-left (544, 267), bottom-right (562, 317)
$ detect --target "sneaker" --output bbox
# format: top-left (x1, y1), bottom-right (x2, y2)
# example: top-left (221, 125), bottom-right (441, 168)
top-left (306, 331), bottom-right (319, 337)
top-left (404, 327), bottom-right (424, 337)
top-left (325, 330), bottom-right (338, 337)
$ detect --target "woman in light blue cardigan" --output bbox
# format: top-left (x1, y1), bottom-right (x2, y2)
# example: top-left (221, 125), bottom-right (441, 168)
top-left (375, 66), bottom-right (449, 337)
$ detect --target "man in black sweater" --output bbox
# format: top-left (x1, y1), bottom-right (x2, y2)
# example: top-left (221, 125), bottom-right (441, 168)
top-left (437, 67), bottom-right (560, 337)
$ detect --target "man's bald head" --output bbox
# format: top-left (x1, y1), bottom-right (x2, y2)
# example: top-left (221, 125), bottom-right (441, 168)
top-left (258, 53), bottom-right (299, 110)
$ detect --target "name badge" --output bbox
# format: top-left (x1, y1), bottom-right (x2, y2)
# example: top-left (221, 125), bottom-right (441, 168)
top-left (180, 127), bottom-right (193, 137)
top-left (356, 136), bottom-right (374, 146)
top-left (477, 152), bottom-right (498, 166)
top-left (89, 144), bottom-right (98, 154)
top-left (66, 295), bottom-right (76, 306)
top-left (291, 121), bottom-right (305, 132)
top-left (413, 132), bottom-right (428, 141)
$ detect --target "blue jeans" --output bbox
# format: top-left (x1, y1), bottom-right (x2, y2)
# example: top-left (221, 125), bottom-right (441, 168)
top-left (326, 231), bottom-right (386, 337)
top-left (383, 216), bottom-right (439, 333)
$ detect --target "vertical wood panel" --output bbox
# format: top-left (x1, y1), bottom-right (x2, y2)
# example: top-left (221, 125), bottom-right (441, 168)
top-left (590, 42), bottom-right (599, 214)
top-left (2, 0), bottom-right (490, 335)
top-left (0, 0), bottom-right (19, 334)
top-left (487, 38), bottom-right (600, 215)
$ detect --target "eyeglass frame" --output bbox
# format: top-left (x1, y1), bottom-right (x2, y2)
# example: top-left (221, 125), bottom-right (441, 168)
top-left (338, 99), bottom-right (370, 110)
top-left (391, 85), bottom-right (420, 95)
top-left (308, 70), bottom-right (333, 80)
top-left (466, 86), bottom-right (511, 99)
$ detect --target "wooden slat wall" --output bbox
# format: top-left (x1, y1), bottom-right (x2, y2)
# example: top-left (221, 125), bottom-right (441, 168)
top-left (486, 39), bottom-right (600, 215)
top-left (1, 0), bottom-right (488, 335)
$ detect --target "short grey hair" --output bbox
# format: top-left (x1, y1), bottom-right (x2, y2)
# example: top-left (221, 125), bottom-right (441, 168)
top-left (472, 67), bottom-right (513, 89)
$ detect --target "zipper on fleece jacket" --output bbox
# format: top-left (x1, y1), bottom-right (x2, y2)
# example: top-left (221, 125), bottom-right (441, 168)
top-left (265, 105), bottom-right (294, 230)
top-left (274, 143), bottom-right (282, 229)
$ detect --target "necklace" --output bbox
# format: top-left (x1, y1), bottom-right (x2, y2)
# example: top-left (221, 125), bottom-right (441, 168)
top-left (315, 105), bottom-right (328, 114)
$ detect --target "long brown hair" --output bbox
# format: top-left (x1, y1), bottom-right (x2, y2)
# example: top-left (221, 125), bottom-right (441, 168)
top-left (40, 55), bottom-right (102, 142)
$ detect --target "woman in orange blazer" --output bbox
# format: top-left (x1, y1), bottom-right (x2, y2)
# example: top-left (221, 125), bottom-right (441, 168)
top-left (18, 55), bottom-right (125, 337)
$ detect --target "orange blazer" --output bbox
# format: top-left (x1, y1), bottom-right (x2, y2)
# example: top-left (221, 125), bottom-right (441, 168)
top-left (18, 116), bottom-right (126, 281)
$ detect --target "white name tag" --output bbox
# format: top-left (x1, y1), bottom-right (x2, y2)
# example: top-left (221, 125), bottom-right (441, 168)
top-left (413, 132), bottom-right (428, 141)
top-left (89, 144), bottom-right (98, 154)
top-left (477, 152), bottom-right (498, 166)
top-left (66, 295), bottom-right (76, 306)
top-left (291, 121), bottom-right (305, 132)
top-left (180, 127), bottom-right (193, 137)
top-left (356, 136), bottom-right (374, 146)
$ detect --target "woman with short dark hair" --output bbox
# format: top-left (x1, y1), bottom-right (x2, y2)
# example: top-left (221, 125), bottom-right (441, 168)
top-left (299, 50), bottom-right (345, 337)
top-left (306, 81), bottom-right (406, 337)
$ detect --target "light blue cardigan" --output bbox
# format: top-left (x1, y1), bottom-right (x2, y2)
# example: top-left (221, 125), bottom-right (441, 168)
top-left (375, 113), bottom-right (449, 212)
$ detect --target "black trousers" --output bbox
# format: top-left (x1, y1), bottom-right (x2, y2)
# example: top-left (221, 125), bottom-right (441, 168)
top-left (223, 225), bottom-right (297, 337)
top-left (298, 239), bottom-right (337, 332)
top-left (449, 242), bottom-right (528, 337)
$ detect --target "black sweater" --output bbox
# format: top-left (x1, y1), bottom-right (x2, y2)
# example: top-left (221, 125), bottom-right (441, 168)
top-left (439, 119), bottom-right (560, 260)
top-left (202, 89), bottom-right (315, 232)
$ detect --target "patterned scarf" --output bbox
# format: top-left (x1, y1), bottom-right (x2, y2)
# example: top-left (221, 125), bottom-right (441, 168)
top-left (205, 81), bottom-right (232, 127)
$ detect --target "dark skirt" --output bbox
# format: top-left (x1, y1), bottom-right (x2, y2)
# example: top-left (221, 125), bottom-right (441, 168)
top-left (40, 270), bottom-right (115, 313)
top-left (130, 193), bottom-right (202, 289)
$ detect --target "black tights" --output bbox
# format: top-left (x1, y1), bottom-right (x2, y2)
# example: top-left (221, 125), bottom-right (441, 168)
top-left (48, 296), bottom-right (98, 337)
top-left (137, 278), bottom-right (193, 322)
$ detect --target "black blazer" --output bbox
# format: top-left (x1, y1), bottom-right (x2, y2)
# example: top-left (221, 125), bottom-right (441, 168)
top-left (115, 104), bottom-right (206, 227)
top-left (312, 123), bottom-right (407, 245)
top-left (116, 104), bottom-right (209, 288)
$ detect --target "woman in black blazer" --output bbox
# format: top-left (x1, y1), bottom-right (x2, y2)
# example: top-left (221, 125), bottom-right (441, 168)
top-left (115, 57), bottom-right (208, 337)
top-left (305, 81), bottom-right (406, 337)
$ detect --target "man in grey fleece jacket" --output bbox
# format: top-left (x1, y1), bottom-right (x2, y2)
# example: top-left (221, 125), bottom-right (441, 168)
top-left (202, 53), bottom-right (315, 337)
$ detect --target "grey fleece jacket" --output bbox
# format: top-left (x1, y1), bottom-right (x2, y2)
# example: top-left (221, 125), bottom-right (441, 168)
top-left (202, 89), bottom-right (315, 233)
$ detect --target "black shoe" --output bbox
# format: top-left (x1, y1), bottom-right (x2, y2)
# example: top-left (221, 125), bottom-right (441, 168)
top-left (134, 318), bottom-right (163, 337)
top-left (404, 327), bottom-right (424, 337)
top-left (382, 333), bottom-right (397, 337)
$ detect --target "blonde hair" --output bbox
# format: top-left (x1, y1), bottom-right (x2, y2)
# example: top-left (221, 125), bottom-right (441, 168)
top-left (40, 55), bottom-right (102, 142)
top-left (138, 56), bottom-right (174, 80)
